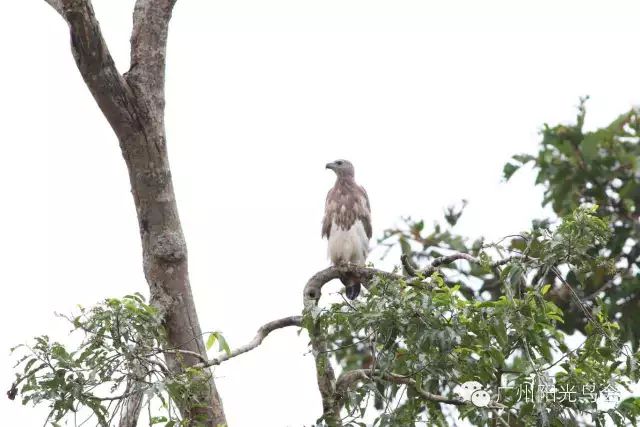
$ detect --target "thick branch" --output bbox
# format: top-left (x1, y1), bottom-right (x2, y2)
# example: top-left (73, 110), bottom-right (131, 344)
top-left (308, 316), bottom-right (341, 426)
top-left (303, 265), bottom-right (403, 304)
top-left (196, 316), bottom-right (303, 368)
top-left (46, 0), bottom-right (142, 140)
top-left (127, 0), bottom-right (177, 120)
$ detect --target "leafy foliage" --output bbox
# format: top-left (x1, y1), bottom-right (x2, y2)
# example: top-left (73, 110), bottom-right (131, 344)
top-left (505, 99), bottom-right (640, 348)
top-left (9, 294), bottom-right (220, 427)
top-left (313, 208), bottom-right (639, 426)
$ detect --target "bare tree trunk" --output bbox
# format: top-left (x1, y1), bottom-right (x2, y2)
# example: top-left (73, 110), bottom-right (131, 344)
top-left (43, 1), bottom-right (226, 425)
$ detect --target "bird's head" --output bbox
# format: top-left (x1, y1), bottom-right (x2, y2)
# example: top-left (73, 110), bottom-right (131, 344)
top-left (326, 159), bottom-right (355, 179)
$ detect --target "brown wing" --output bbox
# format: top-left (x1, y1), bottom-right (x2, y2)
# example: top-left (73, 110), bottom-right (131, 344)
top-left (322, 186), bottom-right (337, 238)
top-left (357, 185), bottom-right (372, 239)
top-left (323, 182), bottom-right (372, 239)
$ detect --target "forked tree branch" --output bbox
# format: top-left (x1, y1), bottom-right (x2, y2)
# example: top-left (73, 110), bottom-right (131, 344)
top-left (43, 0), bottom-right (141, 138)
top-left (42, 0), bottom-right (227, 426)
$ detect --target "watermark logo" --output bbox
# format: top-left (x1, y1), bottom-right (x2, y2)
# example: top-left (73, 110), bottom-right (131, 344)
top-left (455, 381), bottom-right (492, 407)
top-left (454, 378), bottom-right (622, 409)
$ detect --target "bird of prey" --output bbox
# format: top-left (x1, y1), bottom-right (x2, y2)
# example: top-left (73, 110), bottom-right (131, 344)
top-left (322, 160), bottom-right (372, 299)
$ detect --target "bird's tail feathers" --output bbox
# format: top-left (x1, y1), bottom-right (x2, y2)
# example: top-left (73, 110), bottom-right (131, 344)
top-left (340, 272), bottom-right (362, 300)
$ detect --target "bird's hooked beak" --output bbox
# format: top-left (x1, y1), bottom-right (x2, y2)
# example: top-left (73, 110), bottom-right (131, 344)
top-left (325, 162), bottom-right (336, 171)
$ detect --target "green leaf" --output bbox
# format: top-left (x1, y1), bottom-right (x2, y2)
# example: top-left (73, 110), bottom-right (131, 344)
top-left (206, 333), bottom-right (218, 351)
top-left (22, 358), bottom-right (36, 374)
top-left (580, 133), bottom-right (600, 161)
top-left (547, 313), bottom-right (564, 323)
top-left (492, 320), bottom-right (508, 348)
top-left (503, 162), bottom-right (520, 180)
top-left (217, 334), bottom-right (231, 356)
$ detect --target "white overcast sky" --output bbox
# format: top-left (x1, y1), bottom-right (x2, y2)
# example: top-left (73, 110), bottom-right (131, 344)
top-left (1, 1), bottom-right (639, 426)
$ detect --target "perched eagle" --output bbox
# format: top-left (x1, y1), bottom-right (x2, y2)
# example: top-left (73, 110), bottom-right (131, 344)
top-left (322, 160), bottom-right (372, 299)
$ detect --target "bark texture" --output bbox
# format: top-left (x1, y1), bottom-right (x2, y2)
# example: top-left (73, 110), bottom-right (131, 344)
top-left (44, 1), bottom-right (226, 425)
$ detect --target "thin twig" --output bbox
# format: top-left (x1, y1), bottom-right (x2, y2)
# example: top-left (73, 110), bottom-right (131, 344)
top-left (195, 316), bottom-right (302, 368)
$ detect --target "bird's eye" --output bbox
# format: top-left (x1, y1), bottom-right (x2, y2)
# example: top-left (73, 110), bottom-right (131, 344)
top-left (336, 160), bottom-right (343, 166)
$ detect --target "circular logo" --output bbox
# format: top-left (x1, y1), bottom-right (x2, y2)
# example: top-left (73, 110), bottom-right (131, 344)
top-left (455, 381), bottom-right (492, 407)
top-left (471, 389), bottom-right (491, 407)
top-left (455, 381), bottom-right (484, 402)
